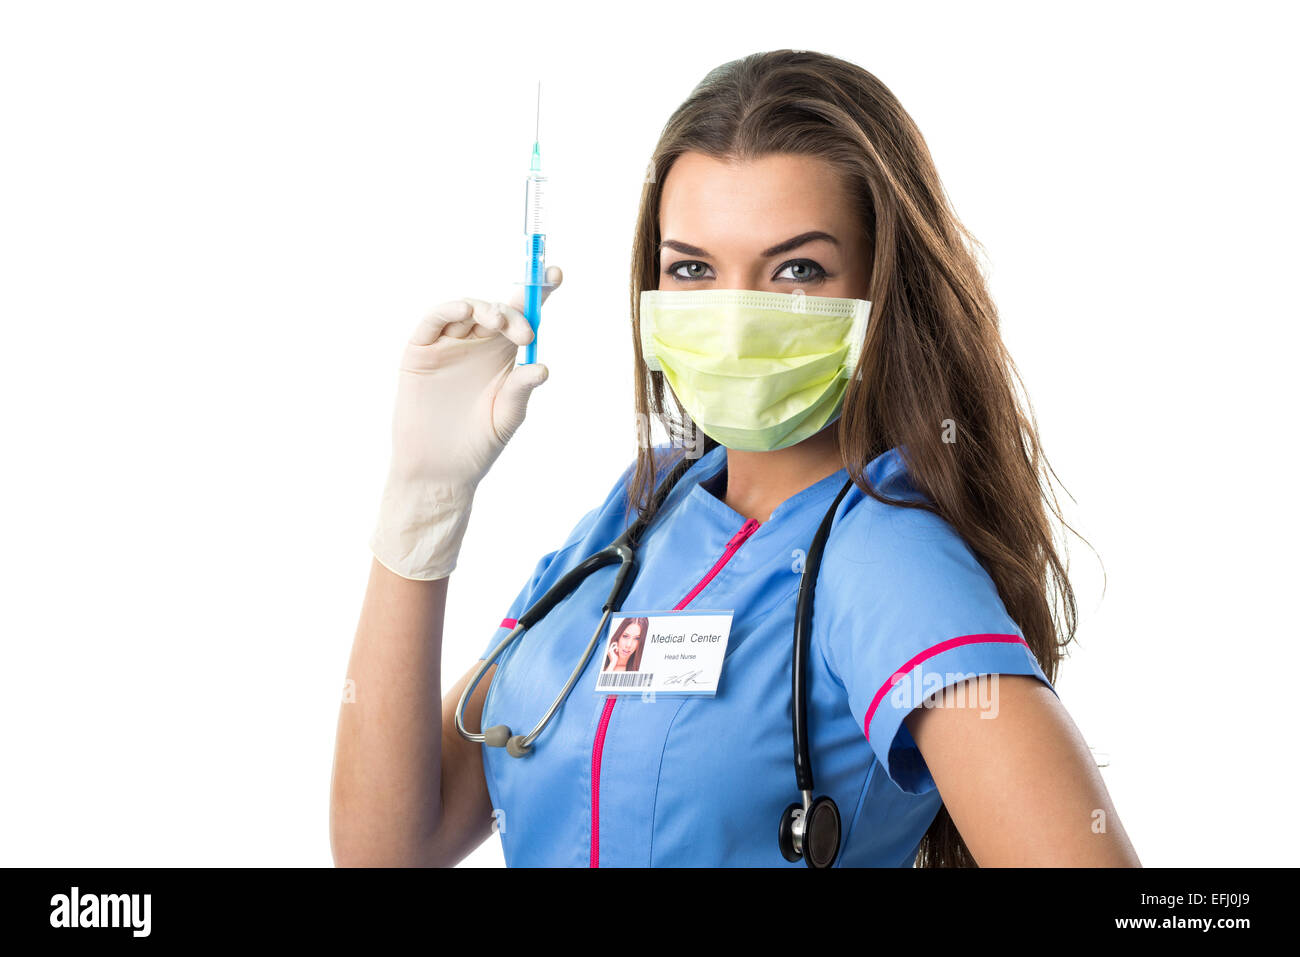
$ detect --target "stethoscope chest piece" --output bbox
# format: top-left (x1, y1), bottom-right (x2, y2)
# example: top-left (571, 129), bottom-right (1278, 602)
top-left (778, 795), bottom-right (841, 868)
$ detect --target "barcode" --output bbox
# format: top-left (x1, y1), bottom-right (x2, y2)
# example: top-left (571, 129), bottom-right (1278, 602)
top-left (596, 672), bottom-right (654, 689)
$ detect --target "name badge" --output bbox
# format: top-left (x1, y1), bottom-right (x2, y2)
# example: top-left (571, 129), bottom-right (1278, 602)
top-left (595, 610), bottom-right (734, 696)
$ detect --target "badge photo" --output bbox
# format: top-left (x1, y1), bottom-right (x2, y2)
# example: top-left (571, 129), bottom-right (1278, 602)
top-left (595, 610), bottom-right (734, 695)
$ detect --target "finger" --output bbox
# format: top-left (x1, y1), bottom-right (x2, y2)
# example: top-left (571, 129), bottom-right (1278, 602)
top-left (504, 264), bottom-right (564, 316)
top-left (410, 299), bottom-right (472, 346)
top-left (492, 300), bottom-right (536, 347)
top-left (539, 265), bottom-right (563, 305)
top-left (461, 297), bottom-right (533, 347)
top-left (492, 362), bottom-right (549, 444)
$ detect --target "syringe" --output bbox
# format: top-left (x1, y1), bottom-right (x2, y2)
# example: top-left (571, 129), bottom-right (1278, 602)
top-left (520, 82), bottom-right (549, 365)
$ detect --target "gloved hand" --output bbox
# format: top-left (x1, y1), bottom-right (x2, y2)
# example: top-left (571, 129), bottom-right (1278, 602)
top-left (370, 266), bottom-right (562, 580)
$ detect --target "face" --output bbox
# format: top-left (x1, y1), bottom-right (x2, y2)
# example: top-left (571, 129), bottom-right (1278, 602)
top-left (657, 151), bottom-right (871, 299)
top-left (617, 623), bottom-right (642, 658)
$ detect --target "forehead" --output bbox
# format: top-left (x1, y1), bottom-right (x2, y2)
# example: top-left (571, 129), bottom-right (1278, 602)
top-left (658, 151), bottom-right (855, 247)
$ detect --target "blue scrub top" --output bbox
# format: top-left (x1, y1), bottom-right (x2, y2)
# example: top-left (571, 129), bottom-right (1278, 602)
top-left (476, 444), bottom-right (1055, 867)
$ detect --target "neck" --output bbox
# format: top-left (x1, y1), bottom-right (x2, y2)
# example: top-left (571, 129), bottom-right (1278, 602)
top-left (722, 427), bottom-right (844, 523)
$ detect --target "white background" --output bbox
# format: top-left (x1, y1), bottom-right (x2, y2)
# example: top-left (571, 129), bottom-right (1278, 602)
top-left (1, 0), bottom-right (1295, 867)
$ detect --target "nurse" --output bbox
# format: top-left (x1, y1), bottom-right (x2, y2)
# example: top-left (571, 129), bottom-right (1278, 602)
top-left (330, 50), bottom-right (1142, 868)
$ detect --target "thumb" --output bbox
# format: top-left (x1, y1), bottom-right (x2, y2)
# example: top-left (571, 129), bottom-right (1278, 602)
top-left (492, 362), bottom-right (549, 444)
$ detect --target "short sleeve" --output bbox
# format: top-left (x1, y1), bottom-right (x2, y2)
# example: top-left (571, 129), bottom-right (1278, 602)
top-left (477, 458), bottom-right (642, 661)
top-left (476, 506), bottom-right (602, 661)
top-left (816, 486), bottom-right (1058, 795)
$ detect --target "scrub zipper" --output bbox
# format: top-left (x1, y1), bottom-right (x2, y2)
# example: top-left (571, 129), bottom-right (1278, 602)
top-left (589, 516), bottom-right (761, 867)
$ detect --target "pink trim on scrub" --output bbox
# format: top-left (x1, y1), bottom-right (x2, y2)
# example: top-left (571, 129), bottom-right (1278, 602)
top-left (590, 518), bottom-right (762, 867)
top-left (863, 633), bottom-right (1029, 740)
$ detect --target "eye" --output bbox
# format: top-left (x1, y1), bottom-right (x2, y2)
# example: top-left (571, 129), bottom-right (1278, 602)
top-left (667, 260), bottom-right (714, 281)
top-left (773, 259), bottom-right (829, 283)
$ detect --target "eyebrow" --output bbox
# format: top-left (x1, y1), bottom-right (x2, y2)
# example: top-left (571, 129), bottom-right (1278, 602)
top-left (659, 230), bottom-right (840, 259)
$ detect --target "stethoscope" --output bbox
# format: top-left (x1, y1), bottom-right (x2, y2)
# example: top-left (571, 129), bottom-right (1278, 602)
top-left (455, 455), bottom-right (854, 868)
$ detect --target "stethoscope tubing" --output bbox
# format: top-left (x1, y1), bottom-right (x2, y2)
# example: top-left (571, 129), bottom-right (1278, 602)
top-left (792, 477), bottom-right (855, 794)
top-left (455, 455), bottom-right (695, 749)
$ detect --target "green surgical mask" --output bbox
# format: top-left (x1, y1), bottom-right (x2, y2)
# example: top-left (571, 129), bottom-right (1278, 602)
top-left (639, 288), bottom-right (872, 452)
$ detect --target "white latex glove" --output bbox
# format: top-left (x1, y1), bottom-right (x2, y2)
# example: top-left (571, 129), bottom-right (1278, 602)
top-left (370, 266), bottom-right (562, 580)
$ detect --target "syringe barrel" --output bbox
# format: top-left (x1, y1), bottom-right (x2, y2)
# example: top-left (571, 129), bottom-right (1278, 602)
top-left (524, 173), bottom-right (546, 235)
top-left (524, 233), bottom-right (546, 284)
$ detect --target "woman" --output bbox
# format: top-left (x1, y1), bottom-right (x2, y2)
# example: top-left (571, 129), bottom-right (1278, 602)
top-left (604, 617), bottom-right (647, 673)
top-left (331, 50), bottom-right (1141, 867)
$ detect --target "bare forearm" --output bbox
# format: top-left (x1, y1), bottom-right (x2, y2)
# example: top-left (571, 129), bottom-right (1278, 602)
top-left (330, 558), bottom-right (448, 866)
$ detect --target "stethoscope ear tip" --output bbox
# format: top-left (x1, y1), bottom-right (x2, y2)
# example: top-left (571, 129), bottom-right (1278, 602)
top-left (485, 724), bottom-right (532, 757)
top-left (505, 734), bottom-right (533, 758)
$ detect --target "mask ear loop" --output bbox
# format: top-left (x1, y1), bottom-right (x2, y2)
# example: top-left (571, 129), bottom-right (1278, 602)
top-left (843, 298), bottom-right (872, 382)
top-left (638, 292), bottom-right (663, 372)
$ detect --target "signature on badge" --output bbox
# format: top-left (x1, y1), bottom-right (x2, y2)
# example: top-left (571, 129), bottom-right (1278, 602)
top-left (664, 670), bottom-right (705, 686)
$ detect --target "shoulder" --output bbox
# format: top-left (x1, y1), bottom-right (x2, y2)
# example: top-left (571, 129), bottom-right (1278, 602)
top-left (818, 447), bottom-right (1016, 637)
top-left (566, 444), bottom-right (726, 549)
top-left (486, 445), bottom-right (724, 656)
top-left (821, 448), bottom-right (987, 595)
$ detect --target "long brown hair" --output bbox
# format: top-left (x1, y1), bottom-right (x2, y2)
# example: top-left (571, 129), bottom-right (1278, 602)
top-left (625, 50), bottom-right (1080, 867)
